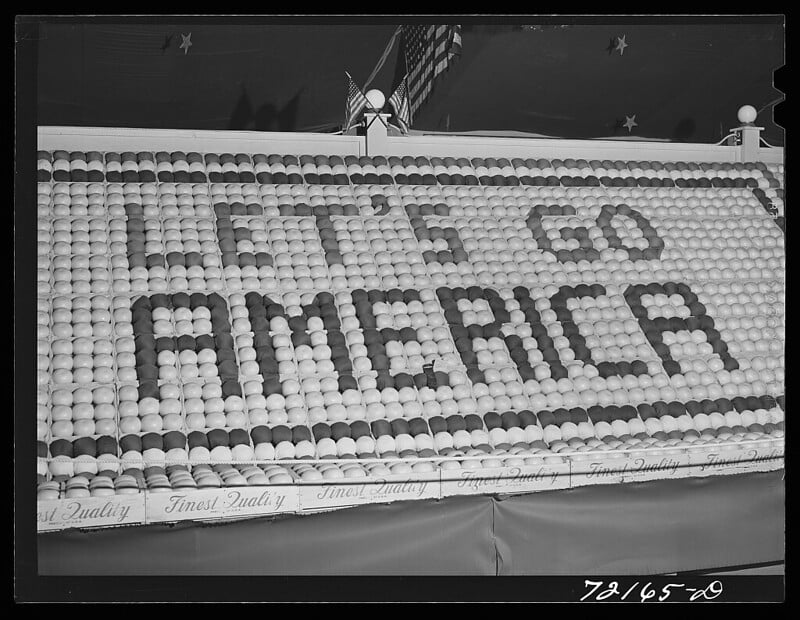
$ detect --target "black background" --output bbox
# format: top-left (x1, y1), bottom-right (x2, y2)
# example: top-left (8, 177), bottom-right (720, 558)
top-left (35, 17), bottom-right (785, 143)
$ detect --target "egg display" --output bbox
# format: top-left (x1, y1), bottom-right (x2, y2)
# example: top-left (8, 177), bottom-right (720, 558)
top-left (36, 151), bottom-right (785, 497)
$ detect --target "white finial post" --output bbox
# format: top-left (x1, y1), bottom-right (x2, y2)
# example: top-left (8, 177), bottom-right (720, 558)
top-left (364, 112), bottom-right (391, 155)
top-left (363, 89), bottom-right (390, 155)
top-left (733, 105), bottom-right (763, 162)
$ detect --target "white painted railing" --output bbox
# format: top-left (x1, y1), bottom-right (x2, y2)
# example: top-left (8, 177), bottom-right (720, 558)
top-left (38, 125), bottom-right (783, 165)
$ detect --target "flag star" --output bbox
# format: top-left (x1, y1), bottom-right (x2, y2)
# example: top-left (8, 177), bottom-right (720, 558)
top-left (179, 33), bottom-right (192, 55)
top-left (615, 35), bottom-right (628, 56)
top-left (623, 115), bottom-right (638, 133)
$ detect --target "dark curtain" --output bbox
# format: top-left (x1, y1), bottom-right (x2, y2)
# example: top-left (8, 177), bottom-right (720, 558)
top-left (39, 471), bottom-right (783, 576)
top-left (37, 21), bottom-right (783, 143)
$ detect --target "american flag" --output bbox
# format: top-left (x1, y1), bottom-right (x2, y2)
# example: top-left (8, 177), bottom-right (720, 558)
top-left (400, 25), bottom-right (462, 119)
top-left (344, 71), bottom-right (369, 132)
top-left (388, 74), bottom-right (410, 133)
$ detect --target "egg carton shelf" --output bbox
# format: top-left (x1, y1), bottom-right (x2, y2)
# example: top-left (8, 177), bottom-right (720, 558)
top-left (41, 389), bottom-right (785, 453)
top-left (37, 437), bottom-right (784, 532)
top-left (71, 435), bottom-right (779, 467)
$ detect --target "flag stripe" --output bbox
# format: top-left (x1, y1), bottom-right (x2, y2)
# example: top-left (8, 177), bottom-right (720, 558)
top-left (345, 72), bottom-right (368, 131)
top-left (409, 46), bottom-right (456, 98)
top-left (388, 74), bottom-right (410, 133)
top-left (402, 25), bottom-right (462, 122)
top-left (407, 27), bottom-right (443, 84)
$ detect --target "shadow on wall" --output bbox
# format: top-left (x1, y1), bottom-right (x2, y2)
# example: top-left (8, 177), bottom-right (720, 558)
top-left (228, 85), bottom-right (304, 132)
top-left (672, 117), bottom-right (697, 143)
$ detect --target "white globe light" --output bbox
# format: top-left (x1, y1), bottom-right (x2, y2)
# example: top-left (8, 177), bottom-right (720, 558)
top-left (738, 105), bottom-right (757, 125)
top-left (365, 89), bottom-right (386, 112)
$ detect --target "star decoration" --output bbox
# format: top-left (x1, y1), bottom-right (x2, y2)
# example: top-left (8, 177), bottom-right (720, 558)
top-left (615, 35), bottom-right (628, 56)
top-left (623, 115), bottom-right (638, 133)
top-left (179, 33), bottom-right (192, 55)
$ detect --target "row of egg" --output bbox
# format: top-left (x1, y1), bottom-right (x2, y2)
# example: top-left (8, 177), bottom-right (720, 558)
top-left (39, 166), bottom-right (772, 187)
top-left (40, 397), bottom-right (784, 467)
top-left (36, 178), bottom-right (774, 200)
top-left (49, 259), bottom-right (777, 293)
top-left (41, 379), bottom-right (781, 444)
top-left (37, 283), bottom-right (783, 350)
top-left (37, 278), bottom-right (780, 370)
top-left (37, 461), bottom-right (297, 497)
top-left (40, 334), bottom-right (783, 417)
top-left (37, 150), bottom-right (775, 171)
top-left (37, 155), bottom-right (775, 182)
top-left (43, 157), bottom-right (771, 179)
top-left (40, 419), bottom-right (783, 487)
top-left (38, 288), bottom-right (783, 378)
top-left (40, 200), bottom-right (783, 255)
top-left (35, 196), bottom-right (774, 224)
top-left (37, 433), bottom-right (781, 499)
top-left (111, 218), bottom-right (766, 263)
top-left (41, 391), bottom-right (784, 454)
top-left (36, 180), bottom-right (775, 207)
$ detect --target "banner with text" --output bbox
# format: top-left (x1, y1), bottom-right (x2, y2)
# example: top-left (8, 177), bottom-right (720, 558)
top-left (38, 495), bottom-right (145, 532)
top-left (145, 486), bottom-right (299, 523)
